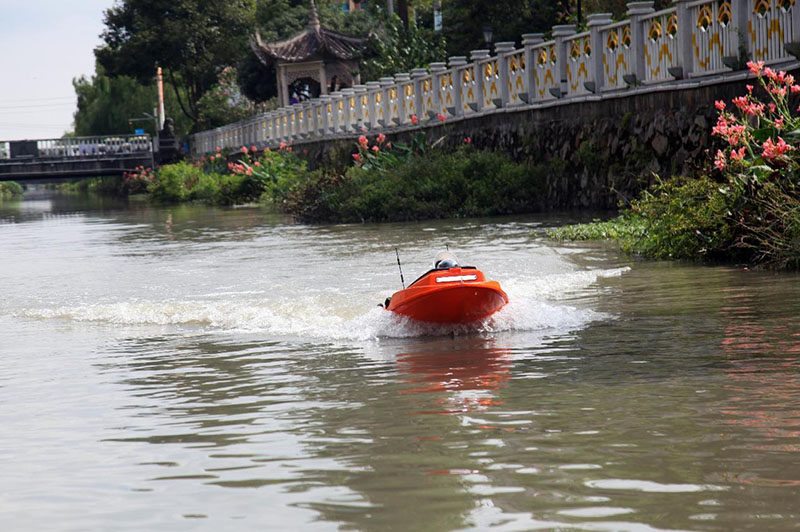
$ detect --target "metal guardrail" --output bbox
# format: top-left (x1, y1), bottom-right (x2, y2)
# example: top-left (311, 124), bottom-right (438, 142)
top-left (0, 135), bottom-right (152, 161)
top-left (188, 0), bottom-right (800, 155)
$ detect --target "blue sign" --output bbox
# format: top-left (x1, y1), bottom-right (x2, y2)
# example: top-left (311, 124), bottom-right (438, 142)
top-left (134, 128), bottom-right (145, 135)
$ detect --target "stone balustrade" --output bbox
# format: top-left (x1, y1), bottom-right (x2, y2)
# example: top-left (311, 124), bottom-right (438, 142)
top-left (190, 0), bottom-right (800, 155)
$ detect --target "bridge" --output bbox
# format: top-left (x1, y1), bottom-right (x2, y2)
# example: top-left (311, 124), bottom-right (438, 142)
top-left (188, 0), bottom-right (800, 155)
top-left (0, 135), bottom-right (154, 182)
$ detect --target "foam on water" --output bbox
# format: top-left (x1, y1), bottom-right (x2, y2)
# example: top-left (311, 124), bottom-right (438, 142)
top-left (17, 267), bottom-right (628, 340)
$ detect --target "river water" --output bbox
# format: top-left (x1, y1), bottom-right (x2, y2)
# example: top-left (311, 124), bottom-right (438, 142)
top-left (1, 192), bottom-right (799, 531)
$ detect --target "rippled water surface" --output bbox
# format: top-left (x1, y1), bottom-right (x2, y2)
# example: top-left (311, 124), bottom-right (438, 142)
top-left (2, 192), bottom-right (800, 531)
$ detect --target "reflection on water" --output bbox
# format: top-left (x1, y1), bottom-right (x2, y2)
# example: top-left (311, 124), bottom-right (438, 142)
top-left (2, 191), bottom-right (800, 530)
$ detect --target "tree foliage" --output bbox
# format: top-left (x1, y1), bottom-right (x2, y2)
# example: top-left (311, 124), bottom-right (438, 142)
top-left (96, 0), bottom-right (257, 123)
top-left (72, 64), bottom-right (191, 136)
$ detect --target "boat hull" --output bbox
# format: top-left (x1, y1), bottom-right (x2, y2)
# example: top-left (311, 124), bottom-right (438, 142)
top-left (386, 267), bottom-right (508, 325)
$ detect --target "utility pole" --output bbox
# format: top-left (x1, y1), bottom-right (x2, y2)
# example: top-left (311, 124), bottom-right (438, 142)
top-left (156, 67), bottom-right (165, 130)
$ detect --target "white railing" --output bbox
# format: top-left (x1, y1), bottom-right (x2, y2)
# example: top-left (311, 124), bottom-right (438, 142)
top-left (565, 32), bottom-right (593, 96)
top-left (690, 0), bottom-right (736, 75)
top-left (189, 0), bottom-right (800, 154)
top-left (602, 21), bottom-right (634, 90)
top-left (0, 135), bottom-right (152, 160)
top-left (642, 8), bottom-right (680, 82)
top-left (749, 0), bottom-right (795, 63)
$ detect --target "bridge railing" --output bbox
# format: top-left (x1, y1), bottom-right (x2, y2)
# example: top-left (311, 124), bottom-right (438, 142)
top-left (0, 135), bottom-right (152, 161)
top-left (188, 0), bottom-right (800, 155)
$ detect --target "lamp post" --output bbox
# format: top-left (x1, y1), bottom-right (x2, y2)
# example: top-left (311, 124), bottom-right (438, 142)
top-left (483, 25), bottom-right (493, 47)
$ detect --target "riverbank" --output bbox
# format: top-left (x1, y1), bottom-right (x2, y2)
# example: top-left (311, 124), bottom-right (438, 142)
top-left (549, 62), bottom-right (800, 271)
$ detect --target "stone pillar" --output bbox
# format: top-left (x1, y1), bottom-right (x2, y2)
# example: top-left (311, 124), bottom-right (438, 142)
top-left (627, 2), bottom-right (655, 85)
top-left (494, 42), bottom-right (516, 108)
top-left (379, 77), bottom-right (395, 126)
top-left (429, 62), bottom-right (447, 117)
top-left (671, 0), bottom-right (694, 78)
top-left (469, 49), bottom-right (490, 112)
top-left (586, 14), bottom-right (613, 92)
top-left (394, 73), bottom-right (411, 124)
top-left (319, 63), bottom-right (328, 96)
top-left (521, 34), bottom-right (544, 103)
top-left (303, 102), bottom-right (315, 138)
top-left (552, 25), bottom-right (577, 98)
top-left (330, 92), bottom-right (343, 134)
top-left (410, 68), bottom-right (428, 122)
top-left (341, 88), bottom-right (355, 132)
top-left (319, 96), bottom-right (332, 135)
top-left (730, 0), bottom-right (750, 66)
top-left (354, 84), bottom-right (368, 131)
top-left (793, 0), bottom-right (800, 45)
top-left (278, 64), bottom-right (289, 108)
top-left (448, 56), bottom-right (467, 116)
top-left (366, 81), bottom-right (381, 129)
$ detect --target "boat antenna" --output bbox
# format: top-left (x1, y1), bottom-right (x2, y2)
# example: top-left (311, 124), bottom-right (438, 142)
top-left (395, 248), bottom-right (406, 289)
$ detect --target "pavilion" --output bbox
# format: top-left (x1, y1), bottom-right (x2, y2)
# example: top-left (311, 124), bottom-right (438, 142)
top-left (251, 0), bottom-right (368, 107)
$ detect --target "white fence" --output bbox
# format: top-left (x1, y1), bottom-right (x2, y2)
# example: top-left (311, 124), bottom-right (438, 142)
top-left (190, 0), bottom-right (800, 154)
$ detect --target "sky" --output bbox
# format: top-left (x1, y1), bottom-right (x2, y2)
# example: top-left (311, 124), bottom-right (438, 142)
top-left (0, 0), bottom-right (115, 140)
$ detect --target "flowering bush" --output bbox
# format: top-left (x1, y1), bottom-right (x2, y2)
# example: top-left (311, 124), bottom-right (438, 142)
top-left (712, 61), bottom-right (799, 184)
top-left (123, 165), bottom-right (155, 194)
top-left (352, 133), bottom-right (402, 171)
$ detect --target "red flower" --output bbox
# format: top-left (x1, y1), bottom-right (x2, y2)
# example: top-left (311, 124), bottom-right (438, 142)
top-left (371, 145), bottom-right (379, 152)
top-left (762, 136), bottom-right (793, 160)
top-left (240, 146), bottom-right (248, 154)
top-left (376, 133), bottom-right (386, 144)
top-left (437, 113), bottom-right (447, 122)
top-left (358, 135), bottom-right (368, 147)
top-left (714, 100), bottom-right (726, 111)
top-left (410, 114), bottom-right (419, 125)
top-left (714, 149), bottom-right (726, 171)
top-left (464, 137), bottom-right (472, 144)
top-left (353, 153), bottom-right (362, 162)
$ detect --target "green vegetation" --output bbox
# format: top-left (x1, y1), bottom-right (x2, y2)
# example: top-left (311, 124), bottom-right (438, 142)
top-left (549, 61), bottom-right (800, 270)
top-left (284, 134), bottom-right (549, 223)
top-left (0, 181), bottom-right (24, 200)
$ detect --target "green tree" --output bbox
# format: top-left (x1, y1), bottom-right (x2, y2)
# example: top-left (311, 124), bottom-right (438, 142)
top-left (96, 0), bottom-right (257, 125)
top-left (73, 64), bottom-right (192, 137)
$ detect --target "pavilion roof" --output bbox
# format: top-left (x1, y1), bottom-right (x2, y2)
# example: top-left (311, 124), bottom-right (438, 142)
top-left (251, 0), bottom-right (367, 63)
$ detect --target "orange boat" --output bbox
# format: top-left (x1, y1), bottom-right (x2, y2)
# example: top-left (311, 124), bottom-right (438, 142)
top-left (383, 252), bottom-right (509, 325)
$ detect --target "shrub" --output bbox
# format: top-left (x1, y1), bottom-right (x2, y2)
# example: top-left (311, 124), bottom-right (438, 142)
top-left (285, 147), bottom-right (546, 223)
top-left (0, 181), bottom-right (24, 199)
top-left (148, 162), bottom-right (198, 202)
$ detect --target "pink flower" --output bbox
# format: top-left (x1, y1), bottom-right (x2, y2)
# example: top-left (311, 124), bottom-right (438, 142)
top-left (762, 136), bottom-right (794, 160)
top-left (371, 145), bottom-right (379, 152)
top-left (747, 61), bottom-right (765, 75)
top-left (352, 153), bottom-right (361, 162)
top-left (464, 137), bottom-right (472, 144)
top-left (775, 117), bottom-right (784, 130)
top-left (251, 145), bottom-right (257, 152)
top-left (714, 149), bottom-right (726, 171)
top-left (437, 113), bottom-right (447, 122)
top-left (763, 67), bottom-right (778, 82)
top-left (254, 161), bottom-right (261, 167)
top-left (386, 142), bottom-right (392, 149)
top-left (730, 146), bottom-right (746, 161)
top-left (216, 146), bottom-right (222, 152)
top-left (769, 103), bottom-right (777, 113)
top-left (240, 146), bottom-right (248, 154)
top-left (410, 114), bottom-right (419, 125)
top-left (715, 100), bottom-right (726, 111)
top-left (279, 141), bottom-right (287, 149)
top-left (746, 85), bottom-right (754, 94)
top-left (358, 135), bottom-right (368, 147)
top-left (376, 133), bottom-right (386, 144)
top-left (246, 167), bottom-right (253, 176)
top-left (792, 85), bottom-right (800, 94)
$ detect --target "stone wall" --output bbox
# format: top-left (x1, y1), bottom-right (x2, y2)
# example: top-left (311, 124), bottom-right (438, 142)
top-left (291, 74), bottom-right (765, 210)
